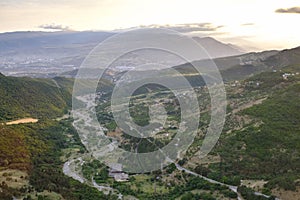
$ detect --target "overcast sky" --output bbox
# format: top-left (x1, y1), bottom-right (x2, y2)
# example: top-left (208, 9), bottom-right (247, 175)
top-left (1, 0), bottom-right (300, 50)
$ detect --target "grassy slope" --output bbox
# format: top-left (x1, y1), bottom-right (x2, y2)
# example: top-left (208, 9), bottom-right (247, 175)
top-left (0, 74), bottom-right (73, 171)
top-left (0, 74), bottom-right (118, 199)
top-left (214, 65), bottom-right (300, 193)
top-left (0, 74), bottom-right (72, 121)
top-left (0, 120), bottom-right (109, 200)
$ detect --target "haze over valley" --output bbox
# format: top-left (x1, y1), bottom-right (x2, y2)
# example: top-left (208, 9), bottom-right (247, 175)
top-left (1, 1), bottom-right (300, 200)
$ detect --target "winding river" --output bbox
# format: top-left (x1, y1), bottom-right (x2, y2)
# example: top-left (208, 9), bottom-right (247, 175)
top-left (63, 94), bottom-right (278, 200)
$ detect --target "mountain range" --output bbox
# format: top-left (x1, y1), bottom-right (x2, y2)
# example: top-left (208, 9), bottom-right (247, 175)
top-left (0, 31), bottom-right (243, 77)
top-left (0, 31), bottom-right (300, 200)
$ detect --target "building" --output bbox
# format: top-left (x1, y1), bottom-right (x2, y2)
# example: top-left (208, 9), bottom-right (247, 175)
top-left (108, 163), bottom-right (129, 182)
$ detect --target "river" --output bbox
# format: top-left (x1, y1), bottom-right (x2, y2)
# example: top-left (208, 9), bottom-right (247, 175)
top-left (64, 93), bottom-right (278, 200)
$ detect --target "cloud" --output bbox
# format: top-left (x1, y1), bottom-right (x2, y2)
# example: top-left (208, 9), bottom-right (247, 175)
top-left (241, 23), bottom-right (255, 26)
top-left (153, 23), bottom-right (223, 33)
top-left (118, 23), bottom-right (223, 33)
top-left (170, 23), bottom-right (223, 32)
top-left (275, 7), bottom-right (300, 14)
top-left (38, 23), bottom-right (71, 31)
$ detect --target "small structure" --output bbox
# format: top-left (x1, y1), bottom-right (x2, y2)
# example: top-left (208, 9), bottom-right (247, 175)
top-left (114, 173), bottom-right (129, 182)
top-left (282, 73), bottom-right (291, 80)
top-left (108, 163), bottom-right (129, 182)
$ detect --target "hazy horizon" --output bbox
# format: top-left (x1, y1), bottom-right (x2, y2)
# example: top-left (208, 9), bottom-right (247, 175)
top-left (1, 0), bottom-right (300, 51)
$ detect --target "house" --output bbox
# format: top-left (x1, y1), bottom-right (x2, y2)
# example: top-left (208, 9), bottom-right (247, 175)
top-left (114, 173), bottom-right (129, 182)
top-left (108, 163), bottom-right (129, 182)
top-left (282, 73), bottom-right (291, 80)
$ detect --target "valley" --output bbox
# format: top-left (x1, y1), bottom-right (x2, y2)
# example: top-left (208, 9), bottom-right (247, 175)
top-left (0, 44), bottom-right (300, 200)
top-left (2, 0), bottom-right (300, 199)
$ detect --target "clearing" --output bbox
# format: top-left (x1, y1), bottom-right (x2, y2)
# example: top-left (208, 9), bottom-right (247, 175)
top-left (6, 118), bottom-right (38, 125)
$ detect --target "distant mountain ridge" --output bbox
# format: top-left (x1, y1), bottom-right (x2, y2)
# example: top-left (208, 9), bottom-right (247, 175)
top-left (174, 46), bottom-right (300, 81)
top-left (0, 31), bottom-right (244, 77)
top-left (0, 31), bottom-right (243, 58)
top-left (1, 30), bottom-right (299, 82)
top-left (192, 36), bottom-right (244, 58)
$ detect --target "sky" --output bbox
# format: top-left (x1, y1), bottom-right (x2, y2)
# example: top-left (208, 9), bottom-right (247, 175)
top-left (1, 0), bottom-right (300, 50)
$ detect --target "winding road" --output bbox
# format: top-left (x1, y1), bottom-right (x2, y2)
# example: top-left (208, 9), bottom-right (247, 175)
top-left (63, 94), bottom-right (278, 200)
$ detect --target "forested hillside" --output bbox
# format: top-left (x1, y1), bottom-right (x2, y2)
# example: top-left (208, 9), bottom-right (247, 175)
top-left (0, 74), bottom-right (72, 121)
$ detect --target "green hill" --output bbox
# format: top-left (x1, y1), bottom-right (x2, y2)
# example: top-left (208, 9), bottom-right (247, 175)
top-left (204, 64), bottom-right (300, 197)
top-left (0, 74), bottom-right (72, 121)
top-left (0, 74), bottom-right (110, 199)
top-left (1, 46), bottom-right (300, 199)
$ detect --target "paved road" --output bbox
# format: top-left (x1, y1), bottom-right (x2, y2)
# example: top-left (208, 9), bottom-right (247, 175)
top-left (175, 163), bottom-right (279, 200)
top-left (63, 158), bottom-right (85, 183)
top-left (66, 94), bottom-right (278, 200)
